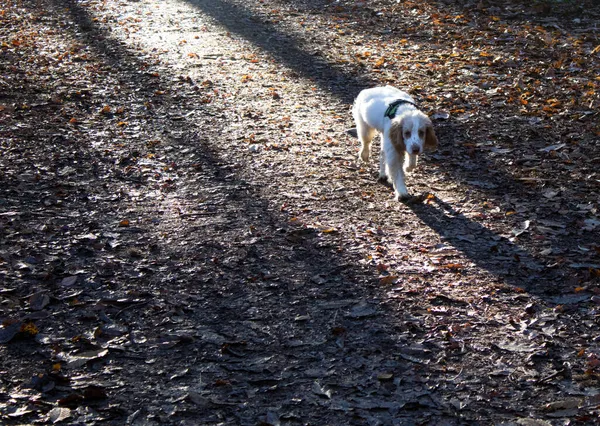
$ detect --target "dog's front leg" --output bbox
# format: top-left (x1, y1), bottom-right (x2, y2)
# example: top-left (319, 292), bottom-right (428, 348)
top-left (382, 130), bottom-right (409, 199)
top-left (404, 154), bottom-right (418, 172)
top-left (379, 134), bottom-right (388, 181)
top-left (392, 168), bottom-right (410, 201)
top-left (384, 147), bottom-right (410, 200)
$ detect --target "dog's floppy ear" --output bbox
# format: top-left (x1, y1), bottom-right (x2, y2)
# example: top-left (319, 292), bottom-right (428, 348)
top-left (424, 122), bottom-right (438, 152)
top-left (389, 119), bottom-right (405, 152)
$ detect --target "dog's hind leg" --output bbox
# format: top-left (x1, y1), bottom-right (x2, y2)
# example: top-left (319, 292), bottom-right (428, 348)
top-left (357, 122), bottom-right (376, 162)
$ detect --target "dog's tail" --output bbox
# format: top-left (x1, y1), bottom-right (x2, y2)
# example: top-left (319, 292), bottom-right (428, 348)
top-left (349, 96), bottom-right (361, 139)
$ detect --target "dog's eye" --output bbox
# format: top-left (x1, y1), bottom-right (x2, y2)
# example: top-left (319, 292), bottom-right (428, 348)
top-left (404, 131), bottom-right (411, 138)
top-left (419, 130), bottom-right (425, 138)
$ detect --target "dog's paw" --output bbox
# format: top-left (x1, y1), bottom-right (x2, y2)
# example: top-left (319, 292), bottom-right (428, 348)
top-left (377, 176), bottom-right (392, 187)
top-left (359, 150), bottom-right (370, 162)
top-left (395, 193), bottom-right (412, 202)
top-left (398, 192), bottom-right (429, 204)
top-left (346, 128), bottom-right (358, 138)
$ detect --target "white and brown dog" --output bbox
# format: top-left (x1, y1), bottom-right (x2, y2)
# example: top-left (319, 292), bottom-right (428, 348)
top-left (352, 86), bottom-right (438, 200)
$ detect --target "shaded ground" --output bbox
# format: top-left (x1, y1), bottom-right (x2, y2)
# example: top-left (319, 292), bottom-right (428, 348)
top-left (1, 0), bottom-right (599, 424)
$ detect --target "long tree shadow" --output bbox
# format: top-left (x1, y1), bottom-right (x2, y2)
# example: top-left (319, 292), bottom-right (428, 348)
top-left (185, 0), bottom-right (376, 104)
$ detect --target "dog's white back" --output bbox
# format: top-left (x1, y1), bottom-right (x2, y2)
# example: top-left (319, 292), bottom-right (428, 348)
top-left (353, 86), bottom-right (415, 133)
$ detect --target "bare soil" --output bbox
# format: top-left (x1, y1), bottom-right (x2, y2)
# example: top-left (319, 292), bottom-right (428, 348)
top-left (1, 0), bottom-right (600, 424)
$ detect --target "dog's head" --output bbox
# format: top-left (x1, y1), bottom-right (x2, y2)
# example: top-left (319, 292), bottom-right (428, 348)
top-left (390, 110), bottom-right (438, 155)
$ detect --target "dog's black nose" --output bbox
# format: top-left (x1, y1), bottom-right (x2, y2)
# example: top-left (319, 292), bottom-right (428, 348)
top-left (411, 146), bottom-right (420, 155)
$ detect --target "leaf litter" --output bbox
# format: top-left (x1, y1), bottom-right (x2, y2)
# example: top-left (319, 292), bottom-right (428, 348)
top-left (1, 0), bottom-right (599, 424)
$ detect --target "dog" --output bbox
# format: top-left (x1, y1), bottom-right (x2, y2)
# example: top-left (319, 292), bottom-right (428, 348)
top-left (352, 86), bottom-right (438, 200)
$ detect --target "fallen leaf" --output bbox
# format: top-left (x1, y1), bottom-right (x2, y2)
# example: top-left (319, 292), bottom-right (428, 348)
top-left (582, 218), bottom-right (600, 231)
top-left (515, 418), bottom-right (553, 426)
top-left (65, 348), bottom-right (109, 369)
top-left (512, 220), bottom-right (531, 237)
top-left (373, 57), bottom-right (385, 68)
top-left (187, 392), bottom-right (209, 406)
top-left (169, 368), bottom-right (189, 380)
top-left (544, 398), bottom-right (581, 411)
top-left (312, 381), bottom-right (332, 399)
top-left (347, 302), bottom-right (378, 318)
top-left (379, 275), bottom-right (397, 285)
top-left (20, 322), bottom-right (38, 336)
top-left (539, 143), bottom-right (566, 152)
top-left (60, 276), bottom-right (78, 287)
top-left (431, 111), bottom-right (450, 120)
top-left (47, 407), bottom-right (71, 423)
top-left (29, 292), bottom-right (50, 311)
top-left (440, 263), bottom-right (465, 271)
top-left (377, 373), bottom-right (394, 381)
top-left (0, 322), bottom-right (22, 344)
top-left (320, 227), bottom-right (337, 234)
top-left (495, 340), bottom-right (540, 353)
top-left (569, 263), bottom-right (600, 269)
top-left (7, 406), bottom-right (33, 418)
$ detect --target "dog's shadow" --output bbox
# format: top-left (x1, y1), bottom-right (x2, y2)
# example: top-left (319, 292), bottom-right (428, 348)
top-left (406, 194), bottom-right (551, 292)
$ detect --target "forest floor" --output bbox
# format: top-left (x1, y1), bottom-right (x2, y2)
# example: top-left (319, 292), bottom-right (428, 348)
top-left (1, 0), bottom-right (600, 424)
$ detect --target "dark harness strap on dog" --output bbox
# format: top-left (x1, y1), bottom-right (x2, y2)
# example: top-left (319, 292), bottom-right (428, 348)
top-left (384, 99), bottom-right (417, 119)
